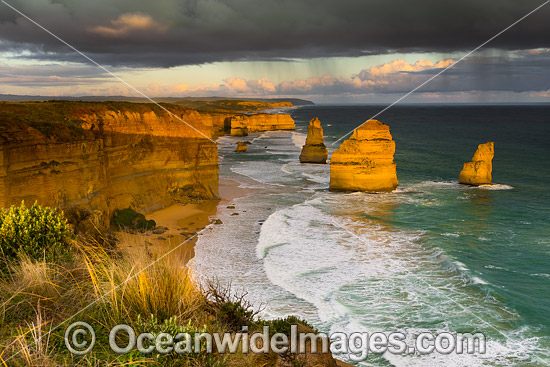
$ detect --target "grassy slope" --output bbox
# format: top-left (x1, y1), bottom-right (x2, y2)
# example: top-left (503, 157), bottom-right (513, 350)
top-left (0, 236), bottom-right (320, 366)
top-left (0, 203), bottom-right (334, 367)
top-left (170, 99), bottom-right (292, 113)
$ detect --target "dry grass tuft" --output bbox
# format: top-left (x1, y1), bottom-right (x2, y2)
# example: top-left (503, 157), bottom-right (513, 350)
top-left (0, 231), bottom-right (318, 367)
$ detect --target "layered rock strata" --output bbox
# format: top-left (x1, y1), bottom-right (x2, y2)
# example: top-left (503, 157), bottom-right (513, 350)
top-left (329, 119), bottom-right (398, 192)
top-left (229, 117), bottom-right (249, 136)
top-left (299, 117), bottom-right (328, 164)
top-left (458, 142), bottom-right (494, 185)
top-left (235, 142), bottom-right (248, 152)
top-left (229, 113), bottom-right (295, 136)
top-left (0, 102), bottom-right (218, 226)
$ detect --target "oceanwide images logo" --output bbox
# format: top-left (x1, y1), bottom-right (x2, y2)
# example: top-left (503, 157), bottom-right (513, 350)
top-left (65, 322), bottom-right (486, 361)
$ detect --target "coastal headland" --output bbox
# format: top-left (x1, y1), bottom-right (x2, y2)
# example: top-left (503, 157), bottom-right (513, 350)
top-left (0, 96), bottom-right (356, 367)
top-left (0, 99), bottom-right (298, 228)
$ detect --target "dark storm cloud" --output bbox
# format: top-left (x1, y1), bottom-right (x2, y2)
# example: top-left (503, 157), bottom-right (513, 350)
top-left (0, 0), bottom-right (549, 67)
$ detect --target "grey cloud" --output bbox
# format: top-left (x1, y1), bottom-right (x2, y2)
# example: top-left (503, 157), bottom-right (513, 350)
top-left (2, 53), bottom-right (548, 97)
top-left (0, 62), bottom-right (116, 88)
top-left (389, 56), bottom-right (550, 94)
top-left (0, 0), bottom-right (549, 67)
top-left (266, 53), bottom-right (550, 96)
top-left (0, 62), bottom-right (112, 86)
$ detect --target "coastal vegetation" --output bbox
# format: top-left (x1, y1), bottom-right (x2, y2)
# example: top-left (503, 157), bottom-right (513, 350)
top-left (172, 99), bottom-right (292, 113)
top-left (0, 100), bottom-right (336, 366)
top-left (0, 101), bottom-right (201, 138)
top-left (0, 201), bottom-right (326, 367)
top-left (112, 208), bottom-right (157, 231)
top-left (0, 201), bottom-right (73, 274)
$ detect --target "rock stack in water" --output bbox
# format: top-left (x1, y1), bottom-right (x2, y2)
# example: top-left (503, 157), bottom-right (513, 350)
top-left (329, 119), bottom-right (398, 192)
top-left (458, 142), bottom-right (494, 185)
top-left (299, 117), bottom-right (328, 164)
top-left (230, 116), bottom-right (249, 136)
top-left (229, 114), bottom-right (295, 136)
top-left (235, 141), bottom-right (248, 152)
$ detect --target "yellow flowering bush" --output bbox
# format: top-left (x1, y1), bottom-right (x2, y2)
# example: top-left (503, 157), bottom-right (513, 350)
top-left (0, 201), bottom-right (73, 270)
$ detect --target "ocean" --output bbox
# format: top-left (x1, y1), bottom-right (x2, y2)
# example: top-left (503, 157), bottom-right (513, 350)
top-left (190, 104), bottom-right (550, 366)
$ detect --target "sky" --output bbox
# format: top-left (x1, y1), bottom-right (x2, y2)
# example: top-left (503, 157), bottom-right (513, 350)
top-left (0, 0), bottom-right (549, 103)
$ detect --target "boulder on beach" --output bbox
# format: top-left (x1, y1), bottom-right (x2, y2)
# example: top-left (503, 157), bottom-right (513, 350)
top-left (235, 141), bottom-right (248, 152)
top-left (299, 117), bottom-right (328, 164)
top-left (459, 142), bottom-right (494, 186)
top-left (329, 119), bottom-right (398, 192)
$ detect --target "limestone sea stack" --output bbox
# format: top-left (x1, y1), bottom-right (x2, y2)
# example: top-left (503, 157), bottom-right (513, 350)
top-left (229, 114), bottom-right (295, 136)
top-left (329, 119), bottom-right (398, 192)
top-left (229, 117), bottom-right (249, 136)
top-left (299, 117), bottom-right (328, 164)
top-left (458, 142), bottom-right (494, 185)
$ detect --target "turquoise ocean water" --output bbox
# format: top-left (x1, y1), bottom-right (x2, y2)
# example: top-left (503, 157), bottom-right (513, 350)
top-left (190, 105), bottom-right (550, 366)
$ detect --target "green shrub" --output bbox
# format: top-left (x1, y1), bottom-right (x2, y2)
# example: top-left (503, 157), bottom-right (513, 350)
top-left (203, 281), bottom-right (260, 331)
top-left (112, 207), bottom-right (156, 230)
top-left (262, 316), bottom-right (314, 336)
top-left (0, 201), bottom-right (73, 270)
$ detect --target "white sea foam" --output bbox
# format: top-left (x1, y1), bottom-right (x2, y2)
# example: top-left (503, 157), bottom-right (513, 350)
top-left (453, 261), bottom-right (468, 271)
top-left (255, 192), bottom-right (544, 365)
top-left (477, 184), bottom-right (514, 190)
top-left (383, 325), bottom-right (540, 367)
top-left (230, 164), bottom-right (287, 187)
top-left (442, 232), bottom-right (460, 238)
top-left (280, 162), bottom-right (295, 175)
top-left (471, 276), bottom-right (488, 285)
top-left (394, 181), bottom-right (457, 195)
top-left (406, 181), bottom-right (515, 192)
top-left (292, 131), bottom-right (307, 148)
top-left (485, 264), bottom-right (508, 271)
top-left (301, 171), bottom-right (330, 185)
top-left (200, 125), bottom-right (546, 366)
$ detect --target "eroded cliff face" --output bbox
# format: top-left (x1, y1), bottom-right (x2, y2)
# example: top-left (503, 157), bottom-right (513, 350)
top-left (299, 117), bottom-right (328, 164)
top-left (0, 102), bottom-right (218, 226)
top-left (458, 142), bottom-right (494, 186)
top-left (229, 113), bottom-right (295, 135)
top-left (229, 117), bottom-right (249, 136)
top-left (329, 119), bottom-right (398, 192)
top-left (200, 113), bottom-right (233, 137)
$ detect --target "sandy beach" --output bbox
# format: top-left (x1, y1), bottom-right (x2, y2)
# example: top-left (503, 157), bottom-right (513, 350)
top-left (118, 178), bottom-right (248, 264)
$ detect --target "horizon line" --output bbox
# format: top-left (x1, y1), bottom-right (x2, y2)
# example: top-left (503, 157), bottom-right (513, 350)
top-left (1, 94), bottom-right (549, 106)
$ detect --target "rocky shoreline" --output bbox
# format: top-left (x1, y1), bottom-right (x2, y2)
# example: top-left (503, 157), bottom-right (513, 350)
top-left (0, 101), bottom-right (296, 227)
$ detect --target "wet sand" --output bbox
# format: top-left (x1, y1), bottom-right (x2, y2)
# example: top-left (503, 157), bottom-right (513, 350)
top-left (118, 179), bottom-right (247, 264)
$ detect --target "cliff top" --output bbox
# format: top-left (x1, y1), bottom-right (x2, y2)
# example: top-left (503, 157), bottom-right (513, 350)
top-left (0, 95), bottom-right (314, 113)
top-left (357, 119), bottom-right (389, 130)
top-left (0, 101), bottom-right (201, 141)
top-left (472, 142), bottom-right (495, 161)
top-left (309, 117), bottom-right (322, 128)
top-left (175, 99), bottom-right (292, 113)
top-left (350, 119), bottom-right (392, 141)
